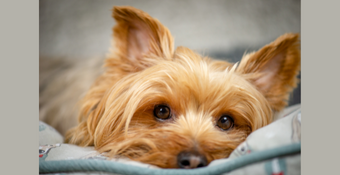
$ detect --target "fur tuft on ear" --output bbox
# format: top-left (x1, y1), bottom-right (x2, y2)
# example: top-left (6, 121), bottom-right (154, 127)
top-left (237, 33), bottom-right (300, 111)
top-left (110, 6), bottom-right (174, 69)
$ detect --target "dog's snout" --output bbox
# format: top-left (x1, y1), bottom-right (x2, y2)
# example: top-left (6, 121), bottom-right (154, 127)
top-left (177, 151), bottom-right (208, 169)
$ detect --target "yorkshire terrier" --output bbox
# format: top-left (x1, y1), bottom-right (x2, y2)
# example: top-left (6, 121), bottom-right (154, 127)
top-left (39, 6), bottom-right (300, 169)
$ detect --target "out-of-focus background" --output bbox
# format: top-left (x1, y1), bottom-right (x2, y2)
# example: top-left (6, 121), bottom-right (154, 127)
top-left (39, 0), bottom-right (301, 106)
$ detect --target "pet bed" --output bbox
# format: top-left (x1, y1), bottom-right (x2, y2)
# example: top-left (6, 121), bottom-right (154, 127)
top-left (39, 104), bottom-right (301, 175)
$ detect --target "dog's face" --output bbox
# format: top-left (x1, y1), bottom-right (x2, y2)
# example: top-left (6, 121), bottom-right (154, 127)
top-left (66, 6), bottom-right (300, 169)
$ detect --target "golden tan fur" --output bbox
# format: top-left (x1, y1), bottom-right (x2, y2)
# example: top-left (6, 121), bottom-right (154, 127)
top-left (40, 6), bottom-right (300, 169)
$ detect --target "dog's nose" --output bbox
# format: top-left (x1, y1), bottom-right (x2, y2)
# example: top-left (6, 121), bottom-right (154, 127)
top-left (177, 151), bottom-right (208, 169)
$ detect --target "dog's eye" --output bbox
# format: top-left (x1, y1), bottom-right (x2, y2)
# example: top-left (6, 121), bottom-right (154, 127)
top-left (217, 115), bottom-right (234, 130)
top-left (154, 105), bottom-right (171, 120)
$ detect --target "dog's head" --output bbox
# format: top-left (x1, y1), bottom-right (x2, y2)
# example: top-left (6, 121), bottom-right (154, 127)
top-left (66, 6), bottom-right (300, 169)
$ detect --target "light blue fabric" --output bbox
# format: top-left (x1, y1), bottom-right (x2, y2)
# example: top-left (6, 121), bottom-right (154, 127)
top-left (39, 142), bottom-right (300, 175)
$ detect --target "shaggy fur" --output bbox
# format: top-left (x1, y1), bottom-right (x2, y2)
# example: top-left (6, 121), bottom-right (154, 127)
top-left (40, 6), bottom-right (300, 169)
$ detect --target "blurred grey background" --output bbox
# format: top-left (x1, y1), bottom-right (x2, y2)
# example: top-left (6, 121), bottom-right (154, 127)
top-left (39, 0), bottom-right (300, 106)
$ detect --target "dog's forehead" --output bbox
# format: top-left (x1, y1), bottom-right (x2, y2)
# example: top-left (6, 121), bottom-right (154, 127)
top-left (137, 58), bottom-right (257, 107)
top-left (150, 58), bottom-right (244, 89)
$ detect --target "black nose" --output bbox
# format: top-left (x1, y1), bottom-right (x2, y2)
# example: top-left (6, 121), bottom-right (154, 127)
top-left (177, 151), bottom-right (208, 169)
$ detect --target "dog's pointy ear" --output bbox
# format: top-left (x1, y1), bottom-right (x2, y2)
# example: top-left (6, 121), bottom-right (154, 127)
top-left (111, 6), bottom-right (174, 66)
top-left (237, 33), bottom-right (301, 111)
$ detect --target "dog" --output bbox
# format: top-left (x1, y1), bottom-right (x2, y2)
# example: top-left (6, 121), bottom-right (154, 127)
top-left (39, 6), bottom-right (300, 169)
